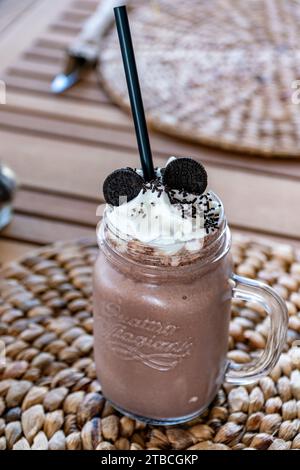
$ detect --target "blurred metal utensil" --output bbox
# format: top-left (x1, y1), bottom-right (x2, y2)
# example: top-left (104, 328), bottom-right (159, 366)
top-left (0, 164), bottom-right (17, 231)
top-left (51, 47), bottom-right (98, 94)
top-left (51, 0), bottom-right (125, 94)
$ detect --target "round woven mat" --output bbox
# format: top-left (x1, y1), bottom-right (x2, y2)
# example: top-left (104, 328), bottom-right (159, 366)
top-left (0, 237), bottom-right (300, 451)
top-left (99, 0), bottom-right (300, 158)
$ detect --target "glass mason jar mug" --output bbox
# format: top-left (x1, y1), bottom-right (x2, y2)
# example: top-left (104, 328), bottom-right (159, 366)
top-left (93, 211), bottom-right (288, 425)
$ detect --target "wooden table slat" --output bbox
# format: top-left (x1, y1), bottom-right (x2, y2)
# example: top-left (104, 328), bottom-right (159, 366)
top-left (34, 37), bottom-right (73, 51)
top-left (7, 57), bottom-right (99, 85)
top-left (0, 239), bottom-right (39, 264)
top-left (35, 31), bottom-right (78, 49)
top-left (0, 128), bottom-right (147, 199)
top-left (1, 213), bottom-right (94, 245)
top-left (24, 44), bottom-right (67, 62)
top-left (15, 188), bottom-right (98, 226)
top-left (49, 21), bottom-right (82, 36)
top-left (7, 90), bottom-right (132, 129)
top-left (0, 108), bottom-right (139, 151)
top-left (4, 74), bottom-right (107, 103)
top-left (72, 0), bottom-right (99, 12)
top-left (59, 9), bottom-right (91, 23)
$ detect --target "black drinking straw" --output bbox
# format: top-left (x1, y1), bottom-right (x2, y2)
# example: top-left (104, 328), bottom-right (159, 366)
top-left (114, 6), bottom-right (155, 182)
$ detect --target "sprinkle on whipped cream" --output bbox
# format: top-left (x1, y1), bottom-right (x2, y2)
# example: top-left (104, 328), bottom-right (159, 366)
top-left (102, 158), bottom-right (223, 251)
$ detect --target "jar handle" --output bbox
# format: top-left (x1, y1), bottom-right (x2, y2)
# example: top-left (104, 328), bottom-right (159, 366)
top-left (225, 274), bottom-right (288, 385)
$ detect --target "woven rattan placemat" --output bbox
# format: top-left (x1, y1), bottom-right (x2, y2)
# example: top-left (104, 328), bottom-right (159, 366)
top-left (100, 0), bottom-right (300, 158)
top-left (0, 237), bottom-right (299, 450)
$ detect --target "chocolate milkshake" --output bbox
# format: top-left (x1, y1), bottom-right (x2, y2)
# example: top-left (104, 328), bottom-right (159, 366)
top-left (93, 157), bottom-right (233, 423)
top-left (93, 7), bottom-right (288, 425)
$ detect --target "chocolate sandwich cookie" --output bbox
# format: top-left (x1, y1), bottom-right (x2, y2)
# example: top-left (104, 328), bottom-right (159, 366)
top-left (103, 168), bottom-right (144, 206)
top-left (163, 157), bottom-right (207, 195)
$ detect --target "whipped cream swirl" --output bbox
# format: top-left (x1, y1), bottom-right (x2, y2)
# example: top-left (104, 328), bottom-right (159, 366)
top-left (102, 158), bottom-right (223, 253)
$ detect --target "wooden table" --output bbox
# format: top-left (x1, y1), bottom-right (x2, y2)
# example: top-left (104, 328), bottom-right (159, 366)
top-left (0, 0), bottom-right (300, 265)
